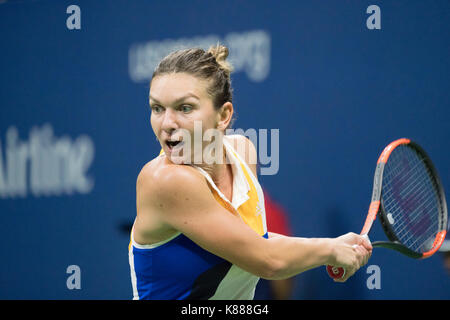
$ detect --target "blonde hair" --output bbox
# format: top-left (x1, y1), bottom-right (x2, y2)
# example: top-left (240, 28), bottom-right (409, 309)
top-left (152, 44), bottom-right (234, 112)
top-left (207, 44), bottom-right (233, 77)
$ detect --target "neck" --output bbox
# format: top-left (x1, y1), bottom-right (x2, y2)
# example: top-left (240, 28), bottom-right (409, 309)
top-left (196, 146), bottom-right (230, 186)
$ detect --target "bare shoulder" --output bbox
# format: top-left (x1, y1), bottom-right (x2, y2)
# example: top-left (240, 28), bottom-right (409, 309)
top-left (225, 134), bottom-right (257, 176)
top-left (134, 157), bottom-right (210, 244)
top-left (137, 157), bottom-right (205, 199)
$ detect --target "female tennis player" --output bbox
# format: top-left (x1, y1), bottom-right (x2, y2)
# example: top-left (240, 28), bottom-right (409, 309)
top-left (128, 45), bottom-right (372, 300)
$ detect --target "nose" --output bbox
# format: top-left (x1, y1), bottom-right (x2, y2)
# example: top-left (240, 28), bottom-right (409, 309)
top-left (161, 108), bottom-right (179, 134)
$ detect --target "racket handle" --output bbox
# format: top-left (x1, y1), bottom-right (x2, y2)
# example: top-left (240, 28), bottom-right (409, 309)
top-left (326, 235), bottom-right (371, 280)
top-left (326, 265), bottom-right (345, 279)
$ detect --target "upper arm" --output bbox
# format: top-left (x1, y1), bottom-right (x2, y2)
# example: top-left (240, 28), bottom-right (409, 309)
top-left (138, 165), bottom-right (278, 278)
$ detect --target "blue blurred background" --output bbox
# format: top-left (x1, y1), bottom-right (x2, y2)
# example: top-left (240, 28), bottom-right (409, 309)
top-left (0, 0), bottom-right (449, 299)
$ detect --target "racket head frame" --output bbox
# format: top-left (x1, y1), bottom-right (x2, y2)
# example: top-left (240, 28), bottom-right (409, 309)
top-left (362, 138), bottom-right (448, 259)
top-left (327, 138), bottom-right (448, 279)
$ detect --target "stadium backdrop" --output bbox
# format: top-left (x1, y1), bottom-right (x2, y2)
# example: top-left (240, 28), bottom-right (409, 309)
top-left (0, 0), bottom-right (449, 299)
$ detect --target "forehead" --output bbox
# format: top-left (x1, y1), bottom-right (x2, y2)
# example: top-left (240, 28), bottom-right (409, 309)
top-left (150, 73), bottom-right (210, 102)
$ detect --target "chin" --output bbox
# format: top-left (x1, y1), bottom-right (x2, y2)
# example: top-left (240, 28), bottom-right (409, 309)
top-left (167, 154), bottom-right (189, 165)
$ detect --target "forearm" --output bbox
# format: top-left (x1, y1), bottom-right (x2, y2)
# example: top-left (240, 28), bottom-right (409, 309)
top-left (264, 236), bottom-right (333, 280)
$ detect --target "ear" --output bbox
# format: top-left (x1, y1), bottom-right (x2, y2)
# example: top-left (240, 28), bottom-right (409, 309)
top-left (216, 102), bottom-right (234, 131)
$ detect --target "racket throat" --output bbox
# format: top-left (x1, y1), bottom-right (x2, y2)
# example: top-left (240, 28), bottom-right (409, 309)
top-left (361, 201), bottom-right (380, 235)
top-left (371, 241), bottom-right (422, 259)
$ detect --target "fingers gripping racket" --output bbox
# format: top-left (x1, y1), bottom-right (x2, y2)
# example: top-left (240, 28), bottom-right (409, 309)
top-left (327, 138), bottom-right (448, 279)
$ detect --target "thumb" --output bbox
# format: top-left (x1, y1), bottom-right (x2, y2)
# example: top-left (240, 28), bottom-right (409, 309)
top-left (359, 234), bottom-right (373, 251)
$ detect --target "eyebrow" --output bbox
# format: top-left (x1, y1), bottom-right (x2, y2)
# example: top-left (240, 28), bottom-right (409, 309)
top-left (149, 92), bottom-right (200, 105)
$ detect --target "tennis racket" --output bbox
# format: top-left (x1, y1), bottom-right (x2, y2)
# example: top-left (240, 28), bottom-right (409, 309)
top-left (327, 138), bottom-right (448, 279)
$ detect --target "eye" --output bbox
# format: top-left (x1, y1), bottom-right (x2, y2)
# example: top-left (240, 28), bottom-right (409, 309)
top-left (179, 105), bottom-right (193, 113)
top-left (151, 105), bottom-right (164, 114)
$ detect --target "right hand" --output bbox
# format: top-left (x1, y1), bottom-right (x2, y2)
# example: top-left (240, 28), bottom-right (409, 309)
top-left (327, 232), bottom-right (372, 282)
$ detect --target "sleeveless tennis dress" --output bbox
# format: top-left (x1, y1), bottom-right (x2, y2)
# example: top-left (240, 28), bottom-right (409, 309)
top-left (128, 137), bottom-right (268, 300)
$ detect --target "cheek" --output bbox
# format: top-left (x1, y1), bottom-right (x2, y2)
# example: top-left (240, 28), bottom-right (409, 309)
top-left (198, 109), bottom-right (219, 129)
top-left (180, 112), bottom-right (212, 133)
top-left (150, 115), bottom-right (159, 135)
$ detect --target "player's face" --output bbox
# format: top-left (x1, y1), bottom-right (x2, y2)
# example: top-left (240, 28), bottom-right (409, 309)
top-left (149, 72), bottom-right (221, 164)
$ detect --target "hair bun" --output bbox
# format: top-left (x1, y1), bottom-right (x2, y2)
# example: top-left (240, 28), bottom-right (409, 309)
top-left (207, 44), bottom-right (233, 76)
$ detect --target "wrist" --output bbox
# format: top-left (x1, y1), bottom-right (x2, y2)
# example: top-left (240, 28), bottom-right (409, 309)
top-left (319, 238), bottom-right (336, 266)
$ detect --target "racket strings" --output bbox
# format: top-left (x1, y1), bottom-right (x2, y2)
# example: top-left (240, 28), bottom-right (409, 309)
top-left (381, 145), bottom-right (441, 253)
top-left (383, 147), bottom-right (436, 204)
top-left (383, 153), bottom-right (440, 252)
top-left (383, 151), bottom-right (439, 216)
top-left (384, 167), bottom-right (440, 231)
top-left (383, 155), bottom-right (439, 251)
top-left (387, 195), bottom-right (438, 252)
top-left (385, 200), bottom-right (438, 252)
top-left (398, 196), bottom-right (439, 249)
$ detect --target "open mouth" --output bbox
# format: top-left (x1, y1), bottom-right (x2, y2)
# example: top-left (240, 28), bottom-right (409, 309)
top-left (165, 140), bottom-right (183, 151)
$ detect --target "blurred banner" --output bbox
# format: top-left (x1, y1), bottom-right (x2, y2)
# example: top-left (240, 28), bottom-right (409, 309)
top-left (0, 0), bottom-right (449, 299)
